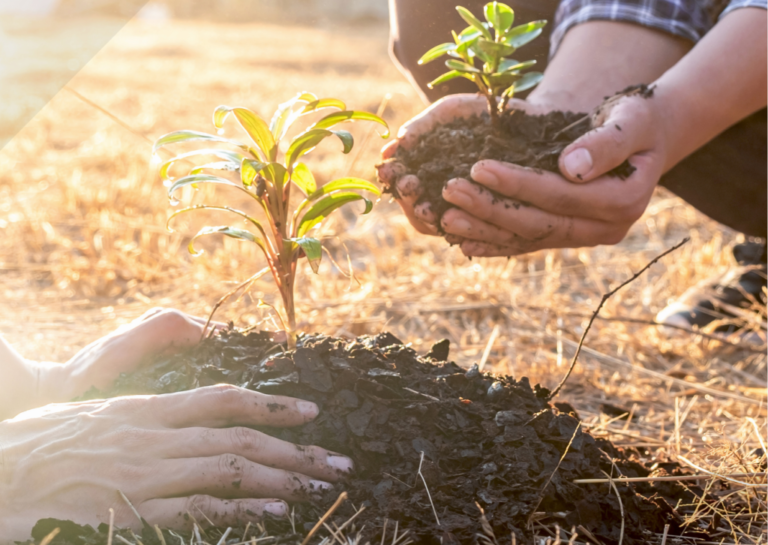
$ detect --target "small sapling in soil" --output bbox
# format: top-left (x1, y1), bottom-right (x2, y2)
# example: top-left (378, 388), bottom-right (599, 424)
top-left (418, 2), bottom-right (545, 128)
top-left (154, 93), bottom-right (388, 346)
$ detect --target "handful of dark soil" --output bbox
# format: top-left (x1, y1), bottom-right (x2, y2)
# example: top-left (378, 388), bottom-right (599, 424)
top-left (379, 105), bottom-right (635, 231)
top-left (27, 329), bottom-right (713, 545)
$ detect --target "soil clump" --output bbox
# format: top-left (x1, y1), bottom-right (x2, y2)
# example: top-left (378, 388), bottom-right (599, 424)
top-left (383, 107), bottom-right (635, 232)
top-left (27, 329), bottom-right (710, 545)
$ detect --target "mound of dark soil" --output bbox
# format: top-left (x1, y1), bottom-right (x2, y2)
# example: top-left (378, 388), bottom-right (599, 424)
top-left (381, 102), bottom-right (635, 231)
top-left (27, 329), bottom-right (710, 545)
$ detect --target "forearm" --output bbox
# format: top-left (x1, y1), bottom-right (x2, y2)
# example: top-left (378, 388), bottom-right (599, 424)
top-left (529, 21), bottom-right (692, 112)
top-left (654, 8), bottom-right (767, 171)
top-left (0, 337), bottom-right (65, 420)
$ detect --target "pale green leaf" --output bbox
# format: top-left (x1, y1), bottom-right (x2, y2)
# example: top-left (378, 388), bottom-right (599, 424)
top-left (289, 236), bottom-right (322, 273)
top-left (269, 91), bottom-right (317, 141)
top-left (302, 98), bottom-right (346, 113)
top-left (308, 177), bottom-right (381, 200)
top-left (427, 70), bottom-right (474, 89)
top-left (504, 20), bottom-right (547, 48)
top-left (292, 162), bottom-right (317, 195)
top-left (484, 2), bottom-right (514, 32)
top-left (456, 6), bottom-right (492, 39)
top-left (286, 128), bottom-right (353, 167)
top-left (445, 59), bottom-right (480, 73)
top-left (153, 130), bottom-right (248, 154)
top-left (166, 205), bottom-right (268, 239)
top-left (297, 192), bottom-right (372, 237)
top-left (474, 38), bottom-right (516, 59)
top-left (188, 226), bottom-right (264, 256)
top-left (310, 110), bottom-right (390, 138)
top-left (213, 106), bottom-right (276, 161)
top-left (503, 71), bottom-right (543, 96)
top-left (158, 148), bottom-right (245, 180)
top-left (167, 174), bottom-right (254, 203)
top-left (418, 42), bottom-right (457, 65)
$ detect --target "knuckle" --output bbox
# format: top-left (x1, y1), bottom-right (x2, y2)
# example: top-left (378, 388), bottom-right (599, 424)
top-left (216, 453), bottom-right (246, 480)
top-left (185, 494), bottom-right (215, 515)
top-left (229, 427), bottom-right (264, 453)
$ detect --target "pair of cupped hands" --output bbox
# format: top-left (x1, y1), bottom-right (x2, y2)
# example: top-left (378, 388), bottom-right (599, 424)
top-left (377, 91), bottom-right (669, 256)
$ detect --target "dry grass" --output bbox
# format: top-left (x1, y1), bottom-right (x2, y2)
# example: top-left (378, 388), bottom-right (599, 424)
top-left (0, 14), bottom-right (765, 543)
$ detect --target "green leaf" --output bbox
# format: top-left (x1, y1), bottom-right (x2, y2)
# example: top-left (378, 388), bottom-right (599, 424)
top-left (269, 91), bottom-right (317, 141)
top-left (286, 129), bottom-right (353, 167)
top-left (311, 110), bottom-right (390, 138)
top-left (427, 70), bottom-right (474, 89)
top-left (504, 20), bottom-right (547, 48)
top-left (213, 106), bottom-right (276, 161)
top-left (486, 72), bottom-right (521, 89)
top-left (260, 162), bottom-right (289, 193)
top-left (167, 174), bottom-right (253, 204)
top-left (289, 236), bottom-right (322, 273)
top-left (484, 2), bottom-right (514, 32)
top-left (457, 26), bottom-right (483, 44)
top-left (497, 58), bottom-right (521, 72)
top-left (189, 161), bottom-right (240, 176)
top-left (297, 192), bottom-right (372, 237)
top-left (474, 38), bottom-right (516, 60)
top-left (158, 148), bottom-right (245, 180)
top-left (419, 42), bottom-right (457, 65)
top-left (302, 98), bottom-right (347, 114)
top-left (309, 177), bottom-right (381, 200)
top-left (153, 130), bottom-right (248, 154)
top-left (500, 59), bottom-right (536, 73)
top-left (241, 158), bottom-right (265, 187)
top-left (166, 205), bottom-right (267, 239)
top-left (504, 71), bottom-right (544, 96)
top-left (445, 59), bottom-right (480, 73)
top-left (292, 162), bottom-right (317, 195)
top-left (456, 6), bottom-right (492, 39)
top-left (188, 226), bottom-right (264, 256)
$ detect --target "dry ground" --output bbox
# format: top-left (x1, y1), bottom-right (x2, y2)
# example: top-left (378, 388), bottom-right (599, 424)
top-left (0, 15), bottom-right (765, 544)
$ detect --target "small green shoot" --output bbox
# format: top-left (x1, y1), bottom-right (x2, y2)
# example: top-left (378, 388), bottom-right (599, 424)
top-left (418, 2), bottom-right (546, 127)
top-left (154, 93), bottom-right (389, 347)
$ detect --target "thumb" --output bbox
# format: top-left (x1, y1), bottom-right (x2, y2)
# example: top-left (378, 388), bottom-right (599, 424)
top-left (559, 98), bottom-right (653, 183)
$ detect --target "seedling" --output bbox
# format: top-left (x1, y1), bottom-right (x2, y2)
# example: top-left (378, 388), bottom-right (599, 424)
top-left (153, 92), bottom-right (389, 347)
top-left (418, 2), bottom-right (546, 127)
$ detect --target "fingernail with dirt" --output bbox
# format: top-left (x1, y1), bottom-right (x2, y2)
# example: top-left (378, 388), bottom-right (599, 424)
top-left (448, 218), bottom-right (472, 234)
top-left (310, 479), bottom-right (333, 492)
top-left (471, 165), bottom-right (499, 188)
top-left (297, 401), bottom-right (319, 419)
top-left (327, 454), bottom-right (354, 473)
top-left (264, 502), bottom-right (287, 517)
top-left (563, 148), bottom-right (592, 179)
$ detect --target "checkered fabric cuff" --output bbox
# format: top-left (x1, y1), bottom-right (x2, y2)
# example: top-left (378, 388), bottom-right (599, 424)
top-left (550, 0), bottom-right (713, 57)
top-left (720, 0), bottom-right (767, 19)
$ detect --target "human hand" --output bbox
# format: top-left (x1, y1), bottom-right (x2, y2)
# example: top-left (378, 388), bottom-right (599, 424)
top-left (0, 385), bottom-right (352, 540)
top-left (376, 94), bottom-right (549, 237)
top-left (440, 91), bottom-right (667, 256)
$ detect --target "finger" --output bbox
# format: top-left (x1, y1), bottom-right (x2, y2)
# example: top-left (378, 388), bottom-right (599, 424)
top-left (398, 94), bottom-right (486, 148)
top-left (559, 98), bottom-right (654, 183)
top-left (165, 427), bottom-right (353, 482)
top-left (138, 496), bottom-right (287, 530)
top-left (413, 202), bottom-right (437, 225)
top-left (444, 234), bottom-right (465, 246)
top-left (153, 384), bottom-right (319, 428)
top-left (469, 158), bottom-right (658, 224)
top-left (381, 140), bottom-right (399, 160)
top-left (395, 175), bottom-right (438, 236)
top-left (154, 454), bottom-right (333, 502)
top-left (376, 158), bottom-right (407, 187)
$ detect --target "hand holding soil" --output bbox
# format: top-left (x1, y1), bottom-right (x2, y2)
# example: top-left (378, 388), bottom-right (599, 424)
top-left (0, 384), bottom-right (352, 541)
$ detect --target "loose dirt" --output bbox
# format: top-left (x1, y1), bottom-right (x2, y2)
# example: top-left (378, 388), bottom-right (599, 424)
top-left (27, 329), bottom-right (714, 545)
top-left (383, 106), bottom-right (635, 231)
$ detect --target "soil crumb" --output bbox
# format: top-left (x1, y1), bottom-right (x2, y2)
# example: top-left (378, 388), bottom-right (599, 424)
top-left (31, 329), bottom-right (713, 545)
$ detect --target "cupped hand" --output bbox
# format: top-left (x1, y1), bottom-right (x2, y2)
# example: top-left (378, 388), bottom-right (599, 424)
top-left (376, 94), bottom-right (550, 237)
top-left (45, 308), bottom-right (227, 407)
top-left (0, 385), bottom-right (352, 540)
top-left (440, 92), bottom-right (668, 256)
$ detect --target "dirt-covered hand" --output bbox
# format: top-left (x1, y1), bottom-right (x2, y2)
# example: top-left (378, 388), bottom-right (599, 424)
top-left (441, 93), bottom-right (665, 256)
top-left (0, 385), bottom-right (353, 541)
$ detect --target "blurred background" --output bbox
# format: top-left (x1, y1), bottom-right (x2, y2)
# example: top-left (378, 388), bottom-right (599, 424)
top-left (0, 2), bottom-right (764, 530)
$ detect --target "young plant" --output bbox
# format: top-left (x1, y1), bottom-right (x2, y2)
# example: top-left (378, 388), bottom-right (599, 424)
top-left (153, 93), bottom-right (389, 347)
top-left (418, 2), bottom-right (546, 128)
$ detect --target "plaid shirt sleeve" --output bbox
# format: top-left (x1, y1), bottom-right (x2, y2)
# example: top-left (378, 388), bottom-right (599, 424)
top-left (719, 0), bottom-right (767, 18)
top-left (549, 0), bottom-right (714, 57)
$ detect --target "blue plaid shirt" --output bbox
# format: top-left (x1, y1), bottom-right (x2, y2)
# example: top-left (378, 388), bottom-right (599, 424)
top-left (551, 0), bottom-right (767, 55)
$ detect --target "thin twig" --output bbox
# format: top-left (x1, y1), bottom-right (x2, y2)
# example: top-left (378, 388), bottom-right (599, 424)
top-left (478, 324), bottom-right (500, 372)
top-left (300, 491), bottom-right (348, 545)
top-left (201, 267), bottom-right (270, 340)
top-left (547, 237), bottom-right (689, 401)
top-left (417, 451), bottom-right (441, 527)
top-left (678, 457), bottom-right (767, 487)
top-left (118, 490), bottom-right (144, 524)
top-left (40, 529), bottom-right (61, 545)
top-left (660, 524), bottom-right (670, 545)
top-left (154, 526), bottom-right (168, 545)
top-left (107, 508), bottom-right (115, 545)
top-left (601, 471), bottom-right (624, 545)
top-left (573, 472), bottom-right (766, 484)
top-left (215, 528), bottom-right (233, 545)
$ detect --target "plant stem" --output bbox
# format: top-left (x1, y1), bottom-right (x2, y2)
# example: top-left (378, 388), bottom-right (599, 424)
top-left (486, 92), bottom-right (500, 129)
